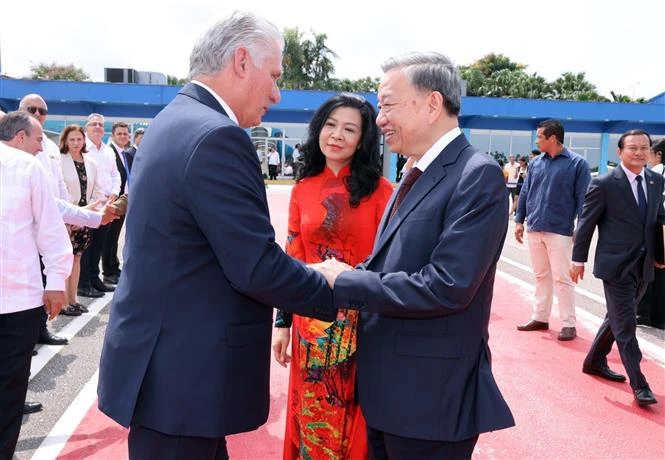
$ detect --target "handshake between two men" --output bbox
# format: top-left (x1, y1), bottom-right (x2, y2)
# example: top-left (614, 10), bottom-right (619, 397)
top-left (309, 257), bottom-right (353, 288)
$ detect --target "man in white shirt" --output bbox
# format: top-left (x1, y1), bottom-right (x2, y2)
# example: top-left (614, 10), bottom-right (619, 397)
top-left (79, 114), bottom-right (120, 298)
top-left (104, 121), bottom-right (131, 285)
top-left (504, 154), bottom-right (519, 215)
top-left (17, 96), bottom-right (118, 348)
top-left (0, 138), bottom-right (72, 458)
top-left (267, 146), bottom-right (280, 180)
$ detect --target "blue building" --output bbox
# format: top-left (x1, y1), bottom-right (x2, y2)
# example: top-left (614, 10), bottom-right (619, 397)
top-left (1, 77), bottom-right (663, 180)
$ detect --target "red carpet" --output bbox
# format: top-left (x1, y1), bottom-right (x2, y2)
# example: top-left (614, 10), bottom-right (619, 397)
top-left (54, 191), bottom-right (665, 459)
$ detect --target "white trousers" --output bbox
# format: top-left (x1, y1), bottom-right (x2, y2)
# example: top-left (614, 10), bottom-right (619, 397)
top-left (527, 231), bottom-right (576, 327)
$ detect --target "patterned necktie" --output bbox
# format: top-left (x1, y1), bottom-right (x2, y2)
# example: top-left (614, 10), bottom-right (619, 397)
top-left (636, 175), bottom-right (647, 223)
top-left (389, 167), bottom-right (423, 220)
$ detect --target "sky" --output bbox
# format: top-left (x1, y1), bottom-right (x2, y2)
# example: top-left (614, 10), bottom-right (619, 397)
top-left (1, 0), bottom-right (664, 100)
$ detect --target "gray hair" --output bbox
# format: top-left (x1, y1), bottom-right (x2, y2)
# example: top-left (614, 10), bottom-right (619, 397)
top-left (18, 93), bottom-right (47, 110)
top-left (381, 52), bottom-right (461, 116)
top-left (87, 113), bottom-right (105, 123)
top-left (0, 111), bottom-right (33, 141)
top-left (189, 11), bottom-right (283, 79)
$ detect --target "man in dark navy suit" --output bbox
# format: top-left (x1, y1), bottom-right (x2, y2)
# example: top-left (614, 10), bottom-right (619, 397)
top-left (316, 52), bottom-right (514, 459)
top-left (97, 12), bottom-right (336, 459)
top-left (571, 129), bottom-right (665, 407)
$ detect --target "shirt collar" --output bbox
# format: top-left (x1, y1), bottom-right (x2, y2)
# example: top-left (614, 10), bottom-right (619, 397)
top-left (413, 127), bottom-right (462, 172)
top-left (620, 162), bottom-right (645, 182)
top-left (191, 80), bottom-right (239, 125)
top-left (111, 142), bottom-right (125, 153)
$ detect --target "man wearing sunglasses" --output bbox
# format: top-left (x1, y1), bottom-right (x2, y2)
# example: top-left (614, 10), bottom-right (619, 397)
top-left (18, 95), bottom-right (118, 346)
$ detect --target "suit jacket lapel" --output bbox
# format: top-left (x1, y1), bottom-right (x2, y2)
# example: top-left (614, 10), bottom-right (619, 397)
top-left (180, 83), bottom-right (229, 118)
top-left (613, 166), bottom-right (642, 222)
top-left (371, 134), bottom-right (470, 258)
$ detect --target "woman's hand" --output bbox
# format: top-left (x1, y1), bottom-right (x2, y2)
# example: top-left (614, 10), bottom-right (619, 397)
top-left (272, 328), bottom-right (291, 368)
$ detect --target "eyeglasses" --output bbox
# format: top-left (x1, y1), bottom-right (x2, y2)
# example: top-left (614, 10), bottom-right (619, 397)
top-left (26, 106), bottom-right (48, 116)
top-left (87, 122), bottom-right (104, 128)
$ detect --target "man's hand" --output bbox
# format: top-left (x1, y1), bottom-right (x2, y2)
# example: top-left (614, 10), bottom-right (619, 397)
top-left (100, 205), bottom-right (120, 225)
top-left (310, 258), bottom-right (352, 288)
top-left (514, 223), bottom-right (525, 244)
top-left (272, 328), bottom-right (291, 368)
top-left (570, 264), bottom-right (585, 284)
top-left (84, 198), bottom-right (105, 211)
top-left (43, 290), bottom-right (67, 320)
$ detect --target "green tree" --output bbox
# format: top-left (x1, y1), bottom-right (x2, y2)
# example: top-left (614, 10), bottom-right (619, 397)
top-left (281, 27), bottom-right (309, 89)
top-left (29, 62), bottom-right (89, 81)
top-left (467, 53), bottom-right (526, 77)
top-left (550, 72), bottom-right (607, 101)
top-left (166, 75), bottom-right (189, 86)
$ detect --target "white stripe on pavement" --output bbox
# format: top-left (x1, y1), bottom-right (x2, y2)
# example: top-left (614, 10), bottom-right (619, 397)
top-left (496, 269), bottom-right (665, 366)
top-left (31, 370), bottom-right (100, 460)
top-left (30, 294), bottom-right (113, 381)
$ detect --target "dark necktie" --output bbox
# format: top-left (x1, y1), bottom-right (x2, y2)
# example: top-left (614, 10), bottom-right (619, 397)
top-left (389, 167), bottom-right (423, 220)
top-left (636, 175), bottom-right (647, 223)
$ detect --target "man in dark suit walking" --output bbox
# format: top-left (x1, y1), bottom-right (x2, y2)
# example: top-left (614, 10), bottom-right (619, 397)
top-left (98, 12), bottom-right (337, 459)
top-left (315, 52), bottom-right (514, 459)
top-left (571, 129), bottom-right (665, 407)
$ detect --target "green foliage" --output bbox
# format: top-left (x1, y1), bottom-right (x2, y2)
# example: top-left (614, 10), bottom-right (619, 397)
top-left (29, 62), bottom-right (89, 81)
top-left (167, 75), bottom-right (189, 86)
top-left (460, 54), bottom-right (644, 103)
top-left (281, 27), bottom-right (378, 92)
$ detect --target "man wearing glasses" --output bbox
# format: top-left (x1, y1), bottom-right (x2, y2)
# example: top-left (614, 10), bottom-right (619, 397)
top-left (78, 114), bottom-right (121, 298)
top-left (18, 96), bottom-right (116, 343)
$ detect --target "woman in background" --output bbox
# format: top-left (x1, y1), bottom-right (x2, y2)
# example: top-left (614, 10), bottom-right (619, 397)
top-left (59, 125), bottom-right (102, 315)
top-left (272, 93), bottom-right (393, 459)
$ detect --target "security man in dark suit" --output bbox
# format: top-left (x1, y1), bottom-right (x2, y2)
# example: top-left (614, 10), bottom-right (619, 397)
top-left (571, 129), bottom-right (665, 407)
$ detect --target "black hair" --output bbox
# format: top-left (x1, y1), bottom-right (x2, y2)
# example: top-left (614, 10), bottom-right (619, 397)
top-left (537, 119), bottom-right (564, 144)
top-left (299, 93), bottom-right (382, 207)
top-left (617, 129), bottom-right (651, 149)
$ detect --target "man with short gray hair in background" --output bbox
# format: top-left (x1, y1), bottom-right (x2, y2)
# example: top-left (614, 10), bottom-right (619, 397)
top-left (78, 113), bottom-right (120, 298)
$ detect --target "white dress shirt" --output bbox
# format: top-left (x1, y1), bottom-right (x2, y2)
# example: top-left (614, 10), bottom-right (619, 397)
top-left (413, 126), bottom-right (462, 173)
top-left (0, 142), bottom-right (73, 314)
top-left (620, 162), bottom-right (647, 206)
top-left (191, 80), bottom-right (239, 125)
top-left (35, 140), bottom-right (103, 229)
top-left (86, 137), bottom-right (121, 198)
top-left (111, 141), bottom-right (129, 194)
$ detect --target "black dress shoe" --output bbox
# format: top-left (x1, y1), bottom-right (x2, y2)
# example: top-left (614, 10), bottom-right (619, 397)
top-left (583, 364), bottom-right (626, 382)
top-left (558, 327), bottom-right (577, 341)
top-left (72, 302), bottom-right (89, 313)
top-left (517, 320), bottom-right (549, 331)
top-left (60, 305), bottom-right (82, 316)
top-left (103, 274), bottom-right (120, 285)
top-left (77, 286), bottom-right (104, 298)
top-left (634, 388), bottom-right (657, 407)
top-left (37, 330), bottom-right (69, 345)
top-left (23, 402), bottom-right (43, 414)
top-left (91, 279), bottom-right (115, 292)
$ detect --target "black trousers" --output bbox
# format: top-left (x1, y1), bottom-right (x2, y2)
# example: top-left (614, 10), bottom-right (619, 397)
top-left (0, 308), bottom-right (41, 459)
top-left (79, 224), bottom-right (109, 288)
top-left (637, 267), bottom-right (665, 328)
top-left (367, 425), bottom-right (478, 460)
top-left (128, 424), bottom-right (228, 460)
top-left (586, 268), bottom-right (648, 390)
top-left (268, 164), bottom-right (278, 180)
top-left (102, 215), bottom-right (125, 277)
